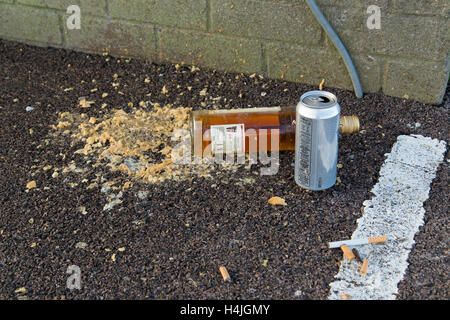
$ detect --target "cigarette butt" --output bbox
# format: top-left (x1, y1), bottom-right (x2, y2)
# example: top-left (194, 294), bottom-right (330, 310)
top-left (352, 248), bottom-right (363, 263)
top-left (340, 294), bottom-right (351, 300)
top-left (360, 258), bottom-right (369, 275)
top-left (219, 266), bottom-right (231, 282)
top-left (328, 236), bottom-right (388, 248)
top-left (368, 236), bottom-right (387, 244)
top-left (319, 79), bottom-right (325, 90)
top-left (341, 245), bottom-right (355, 261)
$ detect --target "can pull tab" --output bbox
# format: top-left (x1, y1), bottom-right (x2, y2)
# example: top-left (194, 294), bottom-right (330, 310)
top-left (319, 96), bottom-right (330, 103)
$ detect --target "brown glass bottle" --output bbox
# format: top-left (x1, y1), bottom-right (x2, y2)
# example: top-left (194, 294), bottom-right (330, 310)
top-left (190, 106), bottom-right (359, 156)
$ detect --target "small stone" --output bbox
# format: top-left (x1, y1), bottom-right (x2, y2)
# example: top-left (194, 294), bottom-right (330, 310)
top-left (79, 98), bottom-right (94, 108)
top-left (15, 287), bottom-right (27, 294)
top-left (75, 242), bottom-right (88, 249)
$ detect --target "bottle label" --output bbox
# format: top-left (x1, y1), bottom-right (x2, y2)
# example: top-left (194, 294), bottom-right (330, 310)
top-left (210, 124), bottom-right (245, 154)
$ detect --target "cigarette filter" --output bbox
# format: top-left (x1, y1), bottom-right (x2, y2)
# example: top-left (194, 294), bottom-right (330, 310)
top-left (340, 294), bottom-right (351, 300)
top-left (219, 266), bottom-right (231, 282)
top-left (360, 259), bottom-right (369, 275)
top-left (340, 245), bottom-right (355, 261)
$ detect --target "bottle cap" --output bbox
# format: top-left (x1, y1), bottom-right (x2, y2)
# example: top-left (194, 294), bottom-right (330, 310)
top-left (339, 115), bottom-right (360, 134)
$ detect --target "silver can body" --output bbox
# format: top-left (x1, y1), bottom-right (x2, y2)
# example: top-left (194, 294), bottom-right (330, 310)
top-left (294, 91), bottom-right (340, 190)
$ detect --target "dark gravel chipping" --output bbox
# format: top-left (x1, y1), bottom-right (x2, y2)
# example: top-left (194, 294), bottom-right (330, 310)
top-left (0, 40), bottom-right (448, 300)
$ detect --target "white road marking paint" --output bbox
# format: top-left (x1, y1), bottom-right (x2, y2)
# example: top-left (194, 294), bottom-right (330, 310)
top-left (329, 135), bottom-right (446, 300)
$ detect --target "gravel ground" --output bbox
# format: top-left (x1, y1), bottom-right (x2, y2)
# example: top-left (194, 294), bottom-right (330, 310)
top-left (0, 39), bottom-right (448, 300)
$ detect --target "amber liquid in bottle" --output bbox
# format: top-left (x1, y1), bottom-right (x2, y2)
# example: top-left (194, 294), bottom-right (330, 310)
top-left (190, 106), bottom-right (359, 156)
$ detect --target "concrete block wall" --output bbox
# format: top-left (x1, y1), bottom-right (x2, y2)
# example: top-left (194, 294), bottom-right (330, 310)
top-left (0, 0), bottom-right (448, 104)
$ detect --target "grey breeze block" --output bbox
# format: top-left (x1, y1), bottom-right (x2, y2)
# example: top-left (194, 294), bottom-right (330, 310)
top-left (1, 0), bottom-right (448, 104)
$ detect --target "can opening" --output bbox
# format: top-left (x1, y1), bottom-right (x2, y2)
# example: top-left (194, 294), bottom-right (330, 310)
top-left (319, 96), bottom-right (330, 103)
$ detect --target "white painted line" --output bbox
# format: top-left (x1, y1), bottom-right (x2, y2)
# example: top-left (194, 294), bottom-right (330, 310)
top-left (328, 135), bottom-right (447, 300)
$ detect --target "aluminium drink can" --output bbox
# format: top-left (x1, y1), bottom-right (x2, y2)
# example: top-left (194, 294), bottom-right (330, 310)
top-left (294, 91), bottom-right (340, 190)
